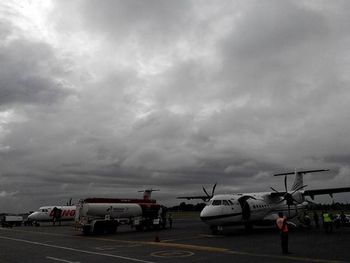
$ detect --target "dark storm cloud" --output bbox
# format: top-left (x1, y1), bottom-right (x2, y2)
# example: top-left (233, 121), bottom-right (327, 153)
top-left (0, 39), bottom-right (71, 106)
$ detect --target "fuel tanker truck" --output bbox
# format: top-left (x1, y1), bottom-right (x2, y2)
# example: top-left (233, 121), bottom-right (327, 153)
top-left (75, 190), bottom-right (167, 234)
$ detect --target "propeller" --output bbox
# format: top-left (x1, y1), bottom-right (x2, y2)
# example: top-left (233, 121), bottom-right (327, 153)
top-left (202, 183), bottom-right (217, 201)
top-left (271, 176), bottom-right (307, 216)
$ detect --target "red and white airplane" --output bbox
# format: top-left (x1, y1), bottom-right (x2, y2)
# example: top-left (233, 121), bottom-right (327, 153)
top-left (178, 169), bottom-right (350, 234)
top-left (28, 199), bottom-right (76, 224)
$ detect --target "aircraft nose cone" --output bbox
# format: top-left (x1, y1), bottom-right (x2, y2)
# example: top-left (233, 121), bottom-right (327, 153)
top-left (28, 212), bottom-right (38, 220)
top-left (200, 206), bottom-right (214, 221)
top-left (200, 207), bottom-right (208, 219)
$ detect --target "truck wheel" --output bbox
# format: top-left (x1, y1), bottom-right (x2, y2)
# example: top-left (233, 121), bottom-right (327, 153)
top-left (135, 225), bottom-right (144, 231)
top-left (93, 223), bottom-right (104, 234)
top-left (82, 226), bottom-right (91, 234)
top-left (107, 223), bottom-right (117, 234)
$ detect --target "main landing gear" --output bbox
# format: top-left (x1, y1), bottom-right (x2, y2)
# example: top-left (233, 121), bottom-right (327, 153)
top-left (210, 225), bottom-right (223, 235)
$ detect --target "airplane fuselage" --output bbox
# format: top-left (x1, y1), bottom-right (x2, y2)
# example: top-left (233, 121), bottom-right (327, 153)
top-left (200, 193), bottom-right (305, 227)
top-left (179, 169), bottom-right (350, 233)
top-left (28, 205), bottom-right (76, 222)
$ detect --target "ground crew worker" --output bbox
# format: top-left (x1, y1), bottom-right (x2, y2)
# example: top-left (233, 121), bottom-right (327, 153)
top-left (52, 207), bottom-right (58, 226)
top-left (56, 208), bottom-right (62, 226)
top-left (276, 212), bottom-right (290, 254)
top-left (313, 211), bottom-right (319, 229)
top-left (161, 206), bottom-right (167, 229)
top-left (340, 211), bottom-right (347, 227)
top-left (168, 213), bottom-right (173, 229)
top-left (303, 212), bottom-right (311, 229)
top-left (322, 211), bottom-right (332, 233)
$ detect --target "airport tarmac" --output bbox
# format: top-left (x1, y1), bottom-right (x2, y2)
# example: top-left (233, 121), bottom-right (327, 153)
top-left (0, 218), bottom-right (349, 263)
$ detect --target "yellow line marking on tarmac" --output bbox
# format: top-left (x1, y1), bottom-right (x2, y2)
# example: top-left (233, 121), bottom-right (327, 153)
top-left (158, 239), bottom-right (179, 242)
top-left (150, 250), bottom-right (194, 258)
top-left (0, 227), bottom-right (347, 263)
top-left (198, 234), bottom-right (224, 238)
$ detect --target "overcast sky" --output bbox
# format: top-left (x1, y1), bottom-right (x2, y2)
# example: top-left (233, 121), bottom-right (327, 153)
top-left (1, 0), bottom-right (350, 213)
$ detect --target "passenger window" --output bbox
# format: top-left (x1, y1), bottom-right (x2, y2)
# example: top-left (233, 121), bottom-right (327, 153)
top-left (212, 200), bottom-right (222, 206)
top-left (228, 200), bottom-right (234, 205)
top-left (223, 200), bottom-right (230, 206)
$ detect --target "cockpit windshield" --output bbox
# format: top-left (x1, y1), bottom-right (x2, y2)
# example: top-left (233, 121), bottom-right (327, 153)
top-left (209, 199), bottom-right (234, 206)
top-left (211, 200), bottom-right (222, 206)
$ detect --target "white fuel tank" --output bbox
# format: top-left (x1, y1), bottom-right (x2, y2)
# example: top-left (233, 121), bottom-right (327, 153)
top-left (83, 203), bottom-right (142, 218)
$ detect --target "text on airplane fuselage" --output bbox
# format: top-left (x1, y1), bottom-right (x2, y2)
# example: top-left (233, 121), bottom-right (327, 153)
top-left (49, 209), bottom-right (76, 217)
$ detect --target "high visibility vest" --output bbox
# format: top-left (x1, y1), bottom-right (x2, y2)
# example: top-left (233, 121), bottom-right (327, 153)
top-left (323, 213), bottom-right (331, 223)
top-left (276, 217), bottom-right (288, 232)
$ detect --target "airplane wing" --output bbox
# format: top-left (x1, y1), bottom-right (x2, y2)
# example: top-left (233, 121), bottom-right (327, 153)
top-left (270, 187), bottom-right (350, 198)
top-left (270, 191), bottom-right (287, 197)
top-left (304, 187), bottom-right (350, 199)
top-left (177, 183), bottom-right (217, 202)
top-left (274, 169), bottom-right (329, 176)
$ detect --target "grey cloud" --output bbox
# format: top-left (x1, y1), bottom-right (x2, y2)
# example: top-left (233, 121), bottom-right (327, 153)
top-left (0, 20), bottom-right (12, 39)
top-left (54, 0), bottom-right (193, 45)
top-left (227, 1), bottom-right (328, 59)
top-left (1, 1), bottom-right (350, 212)
top-left (0, 38), bottom-right (72, 106)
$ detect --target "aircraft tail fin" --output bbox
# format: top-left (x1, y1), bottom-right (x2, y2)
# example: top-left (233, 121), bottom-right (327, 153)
top-left (274, 169), bottom-right (329, 191)
top-left (291, 170), bottom-right (303, 191)
top-left (138, 189), bottom-right (160, 200)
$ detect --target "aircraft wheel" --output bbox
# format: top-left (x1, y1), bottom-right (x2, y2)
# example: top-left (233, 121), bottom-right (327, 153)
top-left (244, 222), bottom-right (253, 232)
top-left (210, 225), bottom-right (220, 235)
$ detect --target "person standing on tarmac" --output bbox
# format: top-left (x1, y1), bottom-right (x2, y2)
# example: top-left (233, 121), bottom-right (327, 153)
top-left (340, 211), bottom-right (347, 227)
top-left (52, 207), bottom-right (58, 226)
top-left (313, 211), bottom-right (319, 229)
top-left (168, 213), bottom-right (173, 229)
top-left (52, 207), bottom-right (62, 226)
top-left (276, 212), bottom-right (290, 254)
top-left (56, 208), bottom-right (62, 226)
top-left (322, 211), bottom-right (332, 233)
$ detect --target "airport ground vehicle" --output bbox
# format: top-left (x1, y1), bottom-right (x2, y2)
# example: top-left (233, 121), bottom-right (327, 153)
top-left (1, 215), bottom-right (23, 227)
top-left (75, 196), bottom-right (166, 234)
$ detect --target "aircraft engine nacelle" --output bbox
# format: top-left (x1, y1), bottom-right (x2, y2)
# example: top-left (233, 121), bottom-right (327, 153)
top-left (291, 191), bottom-right (303, 204)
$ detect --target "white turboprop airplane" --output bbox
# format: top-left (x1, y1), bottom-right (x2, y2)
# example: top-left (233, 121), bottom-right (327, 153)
top-left (28, 199), bottom-right (76, 225)
top-left (178, 169), bottom-right (350, 234)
